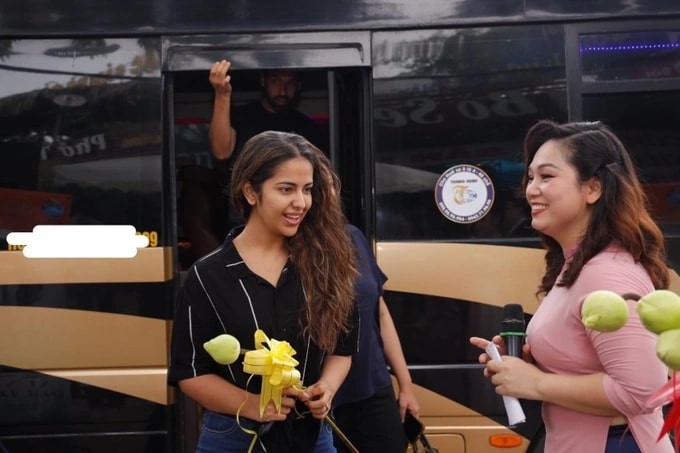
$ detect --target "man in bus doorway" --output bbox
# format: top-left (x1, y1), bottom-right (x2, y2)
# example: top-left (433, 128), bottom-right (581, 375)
top-left (208, 59), bottom-right (327, 166)
top-left (179, 61), bottom-right (327, 264)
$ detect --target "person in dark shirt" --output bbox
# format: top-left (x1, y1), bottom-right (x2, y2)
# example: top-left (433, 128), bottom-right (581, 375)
top-left (169, 131), bottom-right (358, 452)
top-left (332, 224), bottom-right (420, 452)
top-left (313, 156), bottom-right (420, 452)
top-left (208, 60), bottom-right (326, 165)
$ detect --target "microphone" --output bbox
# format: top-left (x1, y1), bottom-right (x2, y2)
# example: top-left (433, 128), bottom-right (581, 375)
top-left (482, 304), bottom-right (528, 426)
top-left (500, 304), bottom-right (525, 358)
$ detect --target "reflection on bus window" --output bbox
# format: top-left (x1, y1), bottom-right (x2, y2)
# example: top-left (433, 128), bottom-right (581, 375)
top-left (0, 38), bottom-right (163, 250)
top-left (373, 25), bottom-right (566, 242)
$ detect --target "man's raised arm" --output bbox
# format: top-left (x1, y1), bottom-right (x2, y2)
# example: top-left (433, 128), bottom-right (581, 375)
top-left (208, 59), bottom-right (237, 160)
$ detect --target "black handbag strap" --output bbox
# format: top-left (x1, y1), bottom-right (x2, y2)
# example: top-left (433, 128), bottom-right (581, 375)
top-left (410, 433), bottom-right (438, 453)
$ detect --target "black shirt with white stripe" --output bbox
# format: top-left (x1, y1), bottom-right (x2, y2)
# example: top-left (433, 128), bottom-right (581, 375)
top-left (168, 226), bottom-right (357, 451)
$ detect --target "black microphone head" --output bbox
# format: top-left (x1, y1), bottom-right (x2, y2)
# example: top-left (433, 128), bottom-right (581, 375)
top-left (501, 303), bottom-right (525, 333)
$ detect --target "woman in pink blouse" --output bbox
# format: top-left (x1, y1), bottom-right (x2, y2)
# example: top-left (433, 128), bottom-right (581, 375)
top-left (471, 120), bottom-right (673, 452)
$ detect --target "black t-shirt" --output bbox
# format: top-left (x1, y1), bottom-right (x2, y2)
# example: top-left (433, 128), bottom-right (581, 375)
top-left (231, 101), bottom-right (327, 156)
top-left (334, 225), bottom-right (392, 406)
top-left (168, 227), bottom-right (357, 451)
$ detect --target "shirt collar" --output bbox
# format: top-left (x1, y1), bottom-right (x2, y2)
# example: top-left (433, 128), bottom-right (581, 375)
top-left (221, 225), bottom-right (294, 286)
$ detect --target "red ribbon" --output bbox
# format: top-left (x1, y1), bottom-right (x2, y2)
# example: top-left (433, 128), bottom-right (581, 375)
top-left (645, 372), bottom-right (679, 450)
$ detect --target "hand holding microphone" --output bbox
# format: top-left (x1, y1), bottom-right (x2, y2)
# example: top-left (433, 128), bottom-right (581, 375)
top-left (485, 341), bottom-right (526, 426)
top-left (493, 304), bottom-right (527, 426)
top-left (469, 304), bottom-right (527, 426)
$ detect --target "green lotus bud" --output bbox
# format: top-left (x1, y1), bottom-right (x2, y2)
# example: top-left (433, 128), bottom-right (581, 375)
top-left (203, 334), bottom-right (241, 365)
top-left (581, 290), bottom-right (629, 332)
top-left (636, 290), bottom-right (680, 334)
top-left (656, 329), bottom-right (680, 370)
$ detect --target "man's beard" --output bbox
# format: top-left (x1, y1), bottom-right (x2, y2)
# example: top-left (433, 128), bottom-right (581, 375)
top-left (266, 95), bottom-right (294, 113)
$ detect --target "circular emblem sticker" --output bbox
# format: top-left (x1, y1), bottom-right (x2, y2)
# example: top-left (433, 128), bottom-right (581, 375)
top-left (434, 165), bottom-right (495, 224)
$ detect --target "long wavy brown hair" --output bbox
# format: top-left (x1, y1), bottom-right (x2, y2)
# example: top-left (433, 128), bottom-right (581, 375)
top-left (522, 120), bottom-right (669, 297)
top-left (230, 131), bottom-right (357, 352)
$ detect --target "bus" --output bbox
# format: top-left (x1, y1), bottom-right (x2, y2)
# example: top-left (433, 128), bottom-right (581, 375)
top-left (1, 1), bottom-right (680, 451)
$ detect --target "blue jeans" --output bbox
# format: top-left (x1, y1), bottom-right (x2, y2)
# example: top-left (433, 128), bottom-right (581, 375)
top-left (314, 422), bottom-right (336, 453)
top-left (605, 425), bottom-right (640, 453)
top-left (196, 410), bottom-right (336, 453)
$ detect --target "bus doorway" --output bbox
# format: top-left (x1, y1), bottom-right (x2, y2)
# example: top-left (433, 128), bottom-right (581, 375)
top-left (171, 66), bottom-right (371, 270)
top-left (163, 33), bottom-right (372, 448)
top-left (164, 31), bottom-right (373, 271)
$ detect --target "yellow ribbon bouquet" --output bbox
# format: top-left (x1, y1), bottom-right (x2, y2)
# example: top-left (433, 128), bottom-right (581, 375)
top-left (203, 329), bottom-right (359, 453)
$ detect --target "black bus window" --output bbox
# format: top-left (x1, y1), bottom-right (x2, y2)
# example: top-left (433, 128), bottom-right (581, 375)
top-left (583, 91), bottom-right (680, 235)
top-left (373, 25), bottom-right (566, 242)
top-left (0, 38), bottom-right (162, 251)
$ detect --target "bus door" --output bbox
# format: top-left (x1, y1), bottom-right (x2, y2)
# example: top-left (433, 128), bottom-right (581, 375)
top-left (162, 30), bottom-right (372, 448)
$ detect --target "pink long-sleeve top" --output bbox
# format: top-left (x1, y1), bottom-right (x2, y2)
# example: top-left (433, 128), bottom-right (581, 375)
top-left (526, 244), bottom-right (673, 453)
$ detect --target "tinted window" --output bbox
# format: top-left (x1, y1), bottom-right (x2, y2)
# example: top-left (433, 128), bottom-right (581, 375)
top-left (373, 25), bottom-right (567, 242)
top-left (0, 38), bottom-right (163, 248)
top-left (583, 91), bottom-right (680, 235)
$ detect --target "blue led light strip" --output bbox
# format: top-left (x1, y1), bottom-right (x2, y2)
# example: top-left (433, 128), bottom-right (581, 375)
top-left (582, 43), bottom-right (680, 52)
